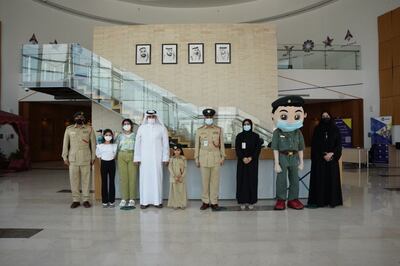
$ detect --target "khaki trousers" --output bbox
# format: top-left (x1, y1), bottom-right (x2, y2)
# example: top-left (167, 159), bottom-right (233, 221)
top-left (69, 164), bottom-right (91, 202)
top-left (200, 166), bottom-right (220, 204)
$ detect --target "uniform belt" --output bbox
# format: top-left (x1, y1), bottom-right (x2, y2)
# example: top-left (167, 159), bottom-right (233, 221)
top-left (279, 151), bottom-right (298, 156)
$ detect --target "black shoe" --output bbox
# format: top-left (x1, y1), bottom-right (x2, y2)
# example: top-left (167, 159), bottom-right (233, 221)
top-left (155, 204), bottom-right (163, 208)
top-left (200, 203), bottom-right (209, 210)
top-left (82, 201), bottom-right (91, 208)
top-left (70, 202), bottom-right (80, 209)
top-left (210, 204), bottom-right (220, 211)
top-left (140, 204), bottom-right (149, 209)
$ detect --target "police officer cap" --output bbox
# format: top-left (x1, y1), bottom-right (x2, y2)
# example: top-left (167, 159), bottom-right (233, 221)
top-left (271, 96), bottom-right (304, 113)
top-left (146, 110), bottom-right (157, 115)
top-left (73, 111), bottom-right (85, 118)
top-left (202, 108), bottom-right (216, 117)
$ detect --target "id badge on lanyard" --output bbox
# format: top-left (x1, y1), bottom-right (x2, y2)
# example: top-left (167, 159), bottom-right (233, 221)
top-left (241, 142), bottom-right (246, 149)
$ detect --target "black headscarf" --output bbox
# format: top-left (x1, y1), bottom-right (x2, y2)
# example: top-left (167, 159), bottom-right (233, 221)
top-left (242, 119), bottom-right (253, 133)
top-left (311, 111), bottom-right (342, 160)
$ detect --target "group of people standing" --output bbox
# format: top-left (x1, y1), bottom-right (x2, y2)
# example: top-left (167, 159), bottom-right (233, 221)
top-left (62, 95), bottom-right (343, 211)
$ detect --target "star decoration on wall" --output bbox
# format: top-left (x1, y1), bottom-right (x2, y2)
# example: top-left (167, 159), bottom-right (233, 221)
top-left (323, 36), bottom-right (333, 47)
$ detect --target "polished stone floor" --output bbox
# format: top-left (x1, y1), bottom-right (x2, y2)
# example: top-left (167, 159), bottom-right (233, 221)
top-left (0, 165), bottom-right (400, 266)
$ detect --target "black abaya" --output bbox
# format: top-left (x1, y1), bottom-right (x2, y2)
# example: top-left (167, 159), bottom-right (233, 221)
top-left (235, 124), bottom-right (262, 205)
top-left (308, 119), bottom-right (343, 207)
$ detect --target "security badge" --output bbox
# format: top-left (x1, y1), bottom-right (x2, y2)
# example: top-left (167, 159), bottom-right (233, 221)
top-left (203, 139), bottom-right (209, 147)
top-left (241, 142), bottom-right (246, 149)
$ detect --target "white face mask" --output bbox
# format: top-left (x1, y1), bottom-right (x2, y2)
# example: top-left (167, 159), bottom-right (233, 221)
top-left (148, 118), bottom-right (156, 124)
top-left (104, 136), bottom-right (112, 142)
top-left (205, 118), bottom-right (213, 125)
top-left (243, 125), bottom-right (251, 131)
top-left (122, 125), bottom-right (131, 131)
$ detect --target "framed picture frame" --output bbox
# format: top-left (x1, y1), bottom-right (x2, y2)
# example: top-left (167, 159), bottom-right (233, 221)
top-left (162, 44), bottom-right (178, 64)
top-left (215, 43), bottom-right (231, 64)
top-left (136, 44), bottom-right (151, 65)
top-left (188, 43), bottom-right (204, 64)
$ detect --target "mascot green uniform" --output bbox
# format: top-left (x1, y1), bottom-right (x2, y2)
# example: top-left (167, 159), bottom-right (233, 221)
top-left (271, 96), bottom-right (306, 210)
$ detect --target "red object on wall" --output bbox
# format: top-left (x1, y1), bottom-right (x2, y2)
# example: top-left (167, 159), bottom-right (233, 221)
top-left (0, 111), bottom-right (31, 171)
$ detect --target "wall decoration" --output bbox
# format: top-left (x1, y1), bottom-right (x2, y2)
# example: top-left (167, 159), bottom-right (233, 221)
top-left (283, 45), bottom-right (294, 69)
top-left (136, 44), bottom-right (151, 65)
top-left (344, 29), bottom-right (353, 42)
top-left (29, 34), bottom-right (38, 44)
top-left (162, 44), bottom-right (178, 64)
top-left (323, 36), bottom-right (333, 47)
top-left (188, 43), bottom-right (204, 64)
top-left (215, 43), bottom-right (231, 64)
top-left (302, 40), bottom-right (314, 53)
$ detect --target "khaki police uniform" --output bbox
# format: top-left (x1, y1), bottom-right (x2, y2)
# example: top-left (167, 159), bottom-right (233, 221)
top-left (271, 128), bottom-right (305, 200)
top-left (62, 124), bottom-right (96, 202)
top-left (194, 125), bottom-right (225, 205)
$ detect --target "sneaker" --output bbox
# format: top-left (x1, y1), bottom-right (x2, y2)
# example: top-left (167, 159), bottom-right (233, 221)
top-left (274, 199), bottom-right (286, 210)
top-left (248, 205), bottom-right (254, 210)
top-left (287, 199), bottom-right (304, 210)
top-left (102, 203), bottom-right (108, 208)
top-left (119, 200), bottom-right (127, 207)
top-left (140, 204), bottom-right (149, 209)
top-left (109, 202), bottom-right (115, 208)
top-left (155, 204), bottom-right (163, 208)
top-left (128, 200), bottom-right (135, 207)
top-left (240, 205), bottom-right (246, 210)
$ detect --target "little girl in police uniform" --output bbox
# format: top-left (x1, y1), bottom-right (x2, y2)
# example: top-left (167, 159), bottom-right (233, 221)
top-left (167, 145), bottom-right (187, 209)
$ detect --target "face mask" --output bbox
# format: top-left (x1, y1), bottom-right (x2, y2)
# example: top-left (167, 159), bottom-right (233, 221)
top-left (75, 119), bottom-right (84, 125)
top-left (148, 118), bottom-right (156, 124)
top-left (276, 120), bottom-right (303, 132)
top-left (322, 118), bottom-right (330, 123)
top-left (122, 124), bottom-right (131, 131)
top-left (104, 136), bottom-right (112, 142)
top-left (243, 125), bottom-right (251, 131)
top-left (205, 118), bottom-right (213, 125)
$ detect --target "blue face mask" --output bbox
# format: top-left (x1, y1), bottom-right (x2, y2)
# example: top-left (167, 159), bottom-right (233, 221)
top-left (243, 125), bottom-right (251, 131)
top-left (276, 120), bottom-right (303, 132)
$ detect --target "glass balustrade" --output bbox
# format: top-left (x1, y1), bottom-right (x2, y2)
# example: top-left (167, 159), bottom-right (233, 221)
top-left (21, 43), bottom-right (273, 147)
top-left (278, 44), bottom-right (361, 70)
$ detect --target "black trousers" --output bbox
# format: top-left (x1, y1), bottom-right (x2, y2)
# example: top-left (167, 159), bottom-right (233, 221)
top-left (100, 159), bottom-right (116, 204)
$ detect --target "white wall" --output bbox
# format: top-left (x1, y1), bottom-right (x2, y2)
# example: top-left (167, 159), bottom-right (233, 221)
top-left (274, 0), bottom-right (400, 147)
top-left (0, 0), bottom-right (110, 114)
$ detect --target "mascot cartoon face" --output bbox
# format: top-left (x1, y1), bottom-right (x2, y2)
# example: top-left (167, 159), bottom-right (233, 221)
top-left (271, 96), bottom-right (307, 132)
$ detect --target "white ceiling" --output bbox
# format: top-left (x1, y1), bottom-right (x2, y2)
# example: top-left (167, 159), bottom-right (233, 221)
top-left (33, 0), bottom-right (338, 24)
top-left (118, 0), bottom-right (256, 8)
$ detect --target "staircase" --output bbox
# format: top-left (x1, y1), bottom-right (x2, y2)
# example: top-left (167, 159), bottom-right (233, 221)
top-left (21, 43), bottom-right (272, 147)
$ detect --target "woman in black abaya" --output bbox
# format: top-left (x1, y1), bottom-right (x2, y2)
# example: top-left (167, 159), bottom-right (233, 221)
top-left (235, 119), bottom-right (263, 210)
top-left (307, 111), bottom-right (343, 208)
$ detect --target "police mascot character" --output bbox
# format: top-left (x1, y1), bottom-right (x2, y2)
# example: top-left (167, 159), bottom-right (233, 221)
top-left (271, 96), bottom-right (307, 210)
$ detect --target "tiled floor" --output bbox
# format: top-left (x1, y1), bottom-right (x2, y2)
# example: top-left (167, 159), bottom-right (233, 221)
top-left (0, 165), bottom-right (400, 266)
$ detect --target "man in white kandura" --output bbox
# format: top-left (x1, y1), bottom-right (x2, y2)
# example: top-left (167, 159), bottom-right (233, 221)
top-left (134, 110), bottom-right (170, 209)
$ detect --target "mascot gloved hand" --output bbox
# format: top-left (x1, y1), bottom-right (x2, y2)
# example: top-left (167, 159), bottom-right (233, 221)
top-left (270, 96), bottom-right (306, 211)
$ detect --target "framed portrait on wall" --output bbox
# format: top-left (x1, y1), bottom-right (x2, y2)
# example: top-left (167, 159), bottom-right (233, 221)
top-left (136, 44), bottom-right (151, 65)
top-left (162, 44), bottom-right (178, 64)
top-left (188, 43), bottom-right (204, 64)
top-left (215, 43), bottom-right (231, 64)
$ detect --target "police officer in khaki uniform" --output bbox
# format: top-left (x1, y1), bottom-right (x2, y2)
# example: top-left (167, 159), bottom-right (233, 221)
top-left (62, 111), bottom-right (96, 208)
top-left (195, 108), bottom-right (225, 210)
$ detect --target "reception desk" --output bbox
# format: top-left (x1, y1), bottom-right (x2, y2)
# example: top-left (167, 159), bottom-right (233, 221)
top-left (93, 148), bottom-right (312, 201)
